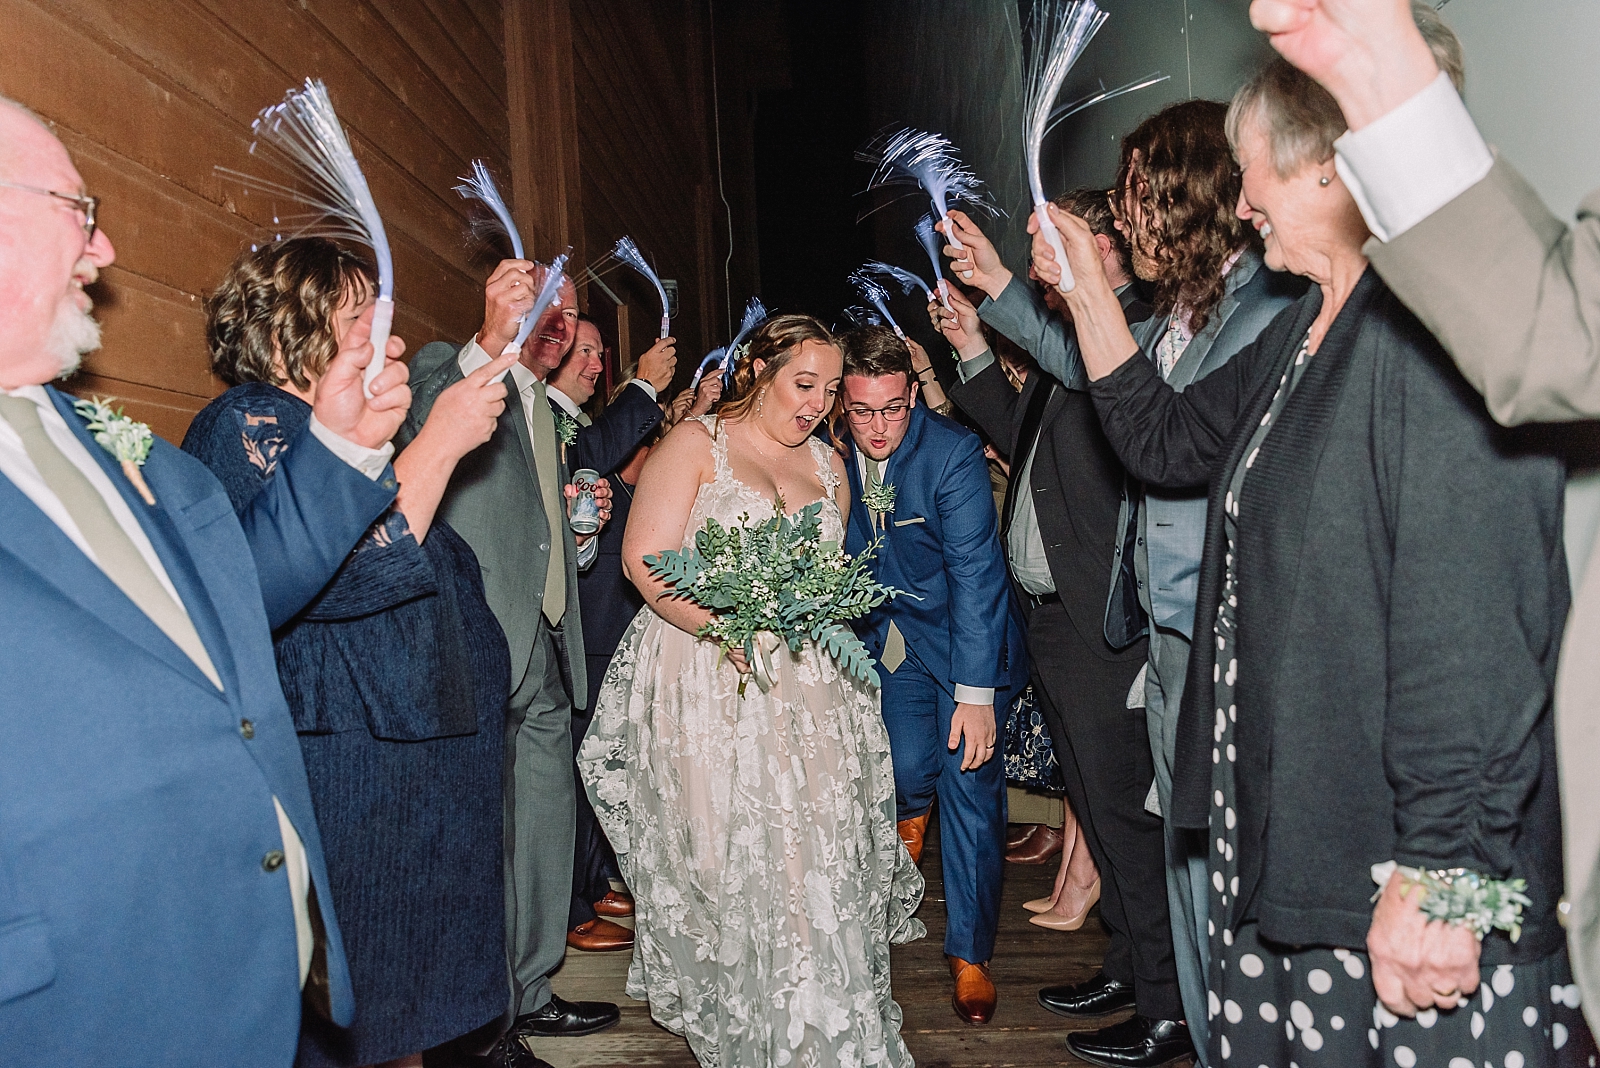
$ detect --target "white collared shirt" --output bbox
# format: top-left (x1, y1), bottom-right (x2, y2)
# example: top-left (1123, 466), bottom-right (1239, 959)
top-left (1335, 71), bottom-right (1495, 242)
top-left (547, 380), bottom-right (657, 418)
top-left (0, 384), bottom-right (391, 988)
top-left (852, 447), bottom-right (994, 706)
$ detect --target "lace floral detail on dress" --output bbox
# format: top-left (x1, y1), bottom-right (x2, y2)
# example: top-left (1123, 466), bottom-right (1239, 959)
top-left (239, 412), bottom-right (288, 478)
top-left (579, 415), bottom-right (923, 1068)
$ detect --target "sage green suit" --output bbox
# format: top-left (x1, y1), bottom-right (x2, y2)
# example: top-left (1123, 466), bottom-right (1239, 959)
top-left (402, 339), bottom-right (587, 1017)
top-left (1368, 158), bottom-right (1600, 1028)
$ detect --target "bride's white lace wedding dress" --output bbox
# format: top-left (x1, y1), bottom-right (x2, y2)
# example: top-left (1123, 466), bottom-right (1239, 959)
top-left (579, 416), bottom-right (924, 1068)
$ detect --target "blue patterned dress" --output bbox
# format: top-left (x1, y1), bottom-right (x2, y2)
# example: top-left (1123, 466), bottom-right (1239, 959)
top-left (183, 384), bottom-right (510, 1066)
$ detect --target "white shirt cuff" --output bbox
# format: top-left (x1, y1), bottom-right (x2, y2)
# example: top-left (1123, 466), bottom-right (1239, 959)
top-left (576, 535), bottom-right (599, 570)
top-left (629, 379), bottom-right (659, 401)
top-left (953, 684), bottom-right (995, 705)
top-left (308, 415), bottom-right (392, 481)
top-left (1334, 71), bottom-right (1493, 242)
top-left (457, 337), bottom-right (493, 376)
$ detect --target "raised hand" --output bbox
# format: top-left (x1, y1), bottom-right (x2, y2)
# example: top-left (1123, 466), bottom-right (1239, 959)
top-left (476, 258), bottom-right (537, 356)
top-left (419, 348), bottom-right (518, 460)
top-left (636, 336), bottom-right (679, 392)
top-left (939, 210), bottom-right (1012, 300)
top-left (1249, 0), bottom-right (1439, 130)
top-left (929, 288), bottom-right (986, 361)
top-left (313, 301), bottom-right (410, 450)
top-left (688, 375), bottom-right (724, 418)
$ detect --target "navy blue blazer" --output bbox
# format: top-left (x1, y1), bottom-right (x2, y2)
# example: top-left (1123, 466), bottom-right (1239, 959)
top-left (843, 404), bottom-right (1028, 702)
top-left (561, 381), bottom-right (662, 477)
top-left (0, 387), bottom-right (394, 1067)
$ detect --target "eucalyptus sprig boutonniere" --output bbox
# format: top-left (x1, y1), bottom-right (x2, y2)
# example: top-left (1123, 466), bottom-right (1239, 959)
top-left (862, 481), bottom-right (896, 530)
top-left (73, 397), bottom-right (156, 505)
top-left (554, 410), bottom-right (579, 447)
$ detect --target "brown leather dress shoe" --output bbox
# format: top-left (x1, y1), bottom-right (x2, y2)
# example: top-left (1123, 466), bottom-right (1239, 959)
top-left (1005, 822), bottom-right (1065, 864)
top-left (1006, 822), bottom-right (1041, 850)
top-left (896, 811), bottom-right (931, 866)
top-left (948, 956), bottom-right (996, 1024)
top-left (566, 918), bottom-right (634, 952)
top-left (593, 890), bottom-right (634, 918)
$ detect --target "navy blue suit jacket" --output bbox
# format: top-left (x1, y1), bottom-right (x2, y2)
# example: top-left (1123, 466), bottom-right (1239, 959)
top-left (0, 387), bottom-right (394, 1067)
top-left (562, 382), bottom-right (662, 477)
top-left (843, 405), bottom-right (1028, 703)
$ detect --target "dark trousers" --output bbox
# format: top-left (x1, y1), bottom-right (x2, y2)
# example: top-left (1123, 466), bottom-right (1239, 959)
top-left (1024, 600), bottom-right (1183, 1021)
top-left (569, 652), bottom-right (621, 929)
top-left (879, 657), bottom-right (1007, 964)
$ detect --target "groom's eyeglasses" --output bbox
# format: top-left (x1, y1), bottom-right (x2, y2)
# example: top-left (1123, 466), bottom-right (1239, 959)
top-left (844, 401), bottom-right (911, 426)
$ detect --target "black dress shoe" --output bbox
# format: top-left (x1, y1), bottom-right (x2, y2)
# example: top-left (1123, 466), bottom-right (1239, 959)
top-left (487, 1032), bottom-right (554, 1068)
top-left (1066, 1015), bottom-right (1193, 1068)
top-left (1038, 972), bottom-right (1137, 1018)
top-left (513, 994), bottom-right (621, 1038)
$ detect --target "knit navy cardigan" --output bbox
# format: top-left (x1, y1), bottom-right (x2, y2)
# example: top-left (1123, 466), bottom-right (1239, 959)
top-left (1089, 268), bottom-right (1569, 963)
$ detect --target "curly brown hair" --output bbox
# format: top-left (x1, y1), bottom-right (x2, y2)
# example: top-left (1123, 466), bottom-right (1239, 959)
top-left (205, 237), bottom-right (374, 390)
top-left (1114, 99), bottom-right (1250, 334)
top-left (718, 314), bottom-right (839, 418)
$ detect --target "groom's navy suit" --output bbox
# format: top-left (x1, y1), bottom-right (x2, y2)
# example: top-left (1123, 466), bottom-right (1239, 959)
top-left (0, 387), bottom-right (394, 1067)
top-left (844, 403), bottom-right (1027, 964)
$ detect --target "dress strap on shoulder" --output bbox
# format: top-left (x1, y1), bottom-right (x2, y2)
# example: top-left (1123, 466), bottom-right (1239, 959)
top-left (809, 435), bottom-right (840, 495)
top-left (695, 414), bottom-right (732, 480)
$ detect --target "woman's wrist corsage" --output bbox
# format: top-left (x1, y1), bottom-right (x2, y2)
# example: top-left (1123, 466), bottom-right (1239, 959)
top-left (1372, 860), bottom-right (1532, 942)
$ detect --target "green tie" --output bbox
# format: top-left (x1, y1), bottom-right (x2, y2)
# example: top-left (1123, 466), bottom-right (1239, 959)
top-left (865, 457), bottom-right (906, 673)
top-left (577, 410), bottom-right (593, 428)
top-left (0, 394), bottom-right (220, 689)
top-left (527, 378), bottom-right (567, 626)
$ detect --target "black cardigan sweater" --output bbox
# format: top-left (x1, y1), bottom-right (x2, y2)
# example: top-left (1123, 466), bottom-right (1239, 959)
top-left (1089, 269), bottom-right (1569, 962)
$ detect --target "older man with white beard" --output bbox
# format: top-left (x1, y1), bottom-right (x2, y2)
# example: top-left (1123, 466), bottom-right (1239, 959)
top-left (0, 98), bottom-right (415, 1068)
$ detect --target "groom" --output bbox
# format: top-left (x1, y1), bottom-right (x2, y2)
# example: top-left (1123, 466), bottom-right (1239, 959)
top-left (839, 325), bottom-right (1027, 1026)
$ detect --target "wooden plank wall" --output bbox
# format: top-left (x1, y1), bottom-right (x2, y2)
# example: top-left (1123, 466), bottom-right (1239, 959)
top-left (0, 0), bottom-right (758, 442)
top-left (571, 0), bottom-right (759, 393)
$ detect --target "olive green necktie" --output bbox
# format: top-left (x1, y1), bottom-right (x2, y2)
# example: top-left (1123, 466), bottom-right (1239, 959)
top-left (867, 457), bottom-right (906, 674)
top-left (0, 394), bottom-right (220, 688)
top-left (577, 410), bottom-right (593, 428)
top-left (526, 377), bottom-right (567, 625)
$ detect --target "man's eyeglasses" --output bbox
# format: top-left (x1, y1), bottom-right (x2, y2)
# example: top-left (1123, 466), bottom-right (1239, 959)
top-left (844, 401), bottom-right (911, 426)
top-left (0, 180), bottom-right (99, 243)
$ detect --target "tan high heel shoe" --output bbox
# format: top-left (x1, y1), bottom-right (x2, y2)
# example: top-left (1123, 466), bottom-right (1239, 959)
top-left (1029, 877), bottom-right (1100, 931)
top-left (1024, 820), bottom-right (1078, 913)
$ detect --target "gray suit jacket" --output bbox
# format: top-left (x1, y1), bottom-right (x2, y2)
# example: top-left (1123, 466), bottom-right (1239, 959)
top-left (1369, 157), bottom-right (1600, 1016)
top-left (400, 340), bottom-right (587, 705)
top-left (984, 250), bottom-right (1305, 636)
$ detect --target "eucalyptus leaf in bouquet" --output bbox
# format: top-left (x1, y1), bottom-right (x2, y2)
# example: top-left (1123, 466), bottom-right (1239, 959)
top-left (645, 499), bottom-right (903, 695)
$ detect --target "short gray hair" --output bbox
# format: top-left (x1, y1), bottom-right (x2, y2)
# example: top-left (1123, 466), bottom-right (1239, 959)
top-left (1225, 58), bottom-right (1347, 179)
top-left (1227, 3), bottom-right (1466, 178)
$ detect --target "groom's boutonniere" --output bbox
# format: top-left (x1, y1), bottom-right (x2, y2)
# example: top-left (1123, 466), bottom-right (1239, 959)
top-left (73, 396), bottom-right (156, 506)
top-left (862, 481), bottom-right (896, 530)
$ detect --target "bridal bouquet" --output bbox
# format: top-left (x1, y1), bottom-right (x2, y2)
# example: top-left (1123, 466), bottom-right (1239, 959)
top-left (645, 500), bottom-right (901, 695)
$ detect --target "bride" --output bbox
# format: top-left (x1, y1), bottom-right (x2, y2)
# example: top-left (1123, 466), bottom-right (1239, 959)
top-left (579, 314), bottom-right (925, 1068)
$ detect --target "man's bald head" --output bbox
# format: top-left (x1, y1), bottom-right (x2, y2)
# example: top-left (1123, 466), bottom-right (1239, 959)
top-left (0, 96), bottom-right (116, 389)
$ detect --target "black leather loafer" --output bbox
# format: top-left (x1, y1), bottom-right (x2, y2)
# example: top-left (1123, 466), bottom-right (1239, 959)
top-left (1037, 972), bottom-right (1137, 1018)
top-left (1066, 1015), bottom-right (1193, 1068)
top-left (513, 994), bottom-right (621, 1038)
top-left (487, 1032), bottom-right (554, 1068)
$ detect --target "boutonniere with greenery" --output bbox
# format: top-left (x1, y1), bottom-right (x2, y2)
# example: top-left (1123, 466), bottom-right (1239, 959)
top-left (554, 410), bottom-right (579, 447)
top-left (862, 480), bottom-right (896, 530)
top-left (73, 396), bottom-right (156, 506)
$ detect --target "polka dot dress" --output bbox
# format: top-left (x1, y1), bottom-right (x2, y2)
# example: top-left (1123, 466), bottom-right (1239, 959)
top-left (1204, 332), bottom-right (1594, 1067)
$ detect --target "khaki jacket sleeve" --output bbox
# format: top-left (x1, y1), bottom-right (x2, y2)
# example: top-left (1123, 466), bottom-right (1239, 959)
top-left (1367, 157), bottom-right (1600, 425)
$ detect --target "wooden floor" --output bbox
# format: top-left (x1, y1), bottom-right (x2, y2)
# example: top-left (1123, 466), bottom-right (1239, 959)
top-left (529, 816), bottom-right (1160, 1068)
